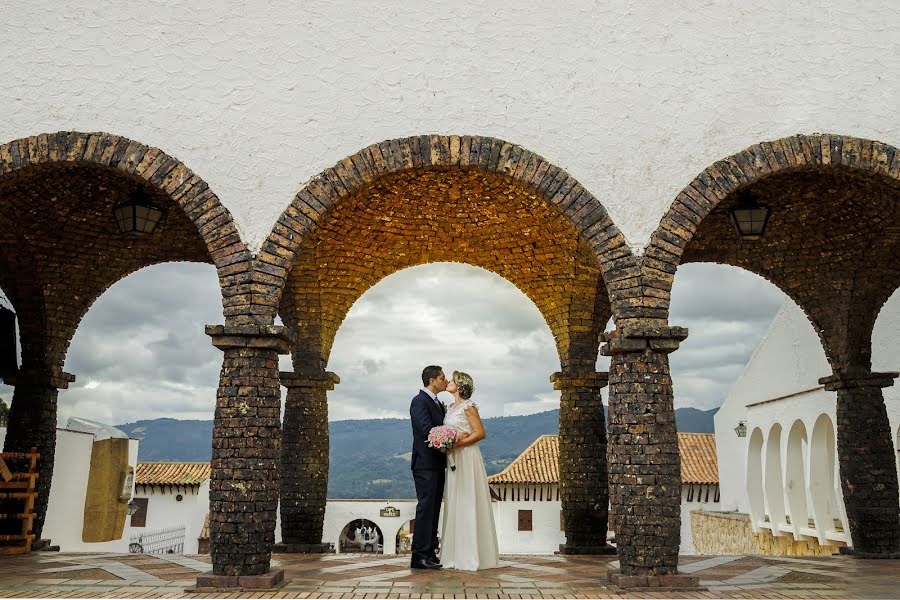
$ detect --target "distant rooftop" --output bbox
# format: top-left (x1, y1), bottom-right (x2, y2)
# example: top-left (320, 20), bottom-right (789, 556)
top-left (488, 433), bottom-right (718, 486)
top-left (136, 462), bottom-right (210, 487)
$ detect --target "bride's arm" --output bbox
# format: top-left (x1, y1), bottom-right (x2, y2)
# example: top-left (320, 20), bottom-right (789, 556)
top-left (452, 406), bottom-right (486, 449)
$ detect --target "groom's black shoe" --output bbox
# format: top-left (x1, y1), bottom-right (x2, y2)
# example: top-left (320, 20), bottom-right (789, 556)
top-left (410, 558), bottom-right (442, 570)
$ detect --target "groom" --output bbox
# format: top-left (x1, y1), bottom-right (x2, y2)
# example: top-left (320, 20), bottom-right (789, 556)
top-left (408, 365), bottom-right (448, 569)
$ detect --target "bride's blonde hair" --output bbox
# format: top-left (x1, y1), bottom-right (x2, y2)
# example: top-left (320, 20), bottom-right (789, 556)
top-left (452, 371), bottom-right (474, 399)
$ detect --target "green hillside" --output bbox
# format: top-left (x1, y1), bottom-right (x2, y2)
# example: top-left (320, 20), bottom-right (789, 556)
top-left (116, 406), bottom-right (717, 499)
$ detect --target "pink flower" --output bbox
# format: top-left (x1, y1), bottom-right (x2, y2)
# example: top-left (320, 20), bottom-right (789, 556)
top-left (427, 425), bottom-right (458, 452)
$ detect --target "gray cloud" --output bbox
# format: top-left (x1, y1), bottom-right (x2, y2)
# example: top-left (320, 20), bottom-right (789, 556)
top-left (0, 260), bottom-right (788, 426)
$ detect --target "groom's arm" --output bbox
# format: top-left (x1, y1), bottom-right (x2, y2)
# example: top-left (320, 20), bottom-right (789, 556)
top-left (410, 397), bottom-right (434, 439)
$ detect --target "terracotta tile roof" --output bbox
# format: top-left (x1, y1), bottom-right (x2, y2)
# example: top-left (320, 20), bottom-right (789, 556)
top-left (487, 433), bottom-right (718, 486)
top-left (677, 432), bottom-right (719, 485)
top-left (487, 435), bottom-right (558, 484)
top-left (136, 462), bottom-right (210, 487)
top-left (199, 513), bottom-right (209, 541)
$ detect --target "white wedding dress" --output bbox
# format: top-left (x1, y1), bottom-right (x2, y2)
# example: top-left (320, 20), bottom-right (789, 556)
top-left (439, 399), bottom-right (500, 571)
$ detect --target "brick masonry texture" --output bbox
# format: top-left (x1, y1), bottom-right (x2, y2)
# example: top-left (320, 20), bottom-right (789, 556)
top-left (604, 335), bottom-right (685, 576)
top-left (208, 338), bottom-right (286, 576)
top-left (3, 130), bottom-right (900, 578)
top-left (278, 371), bottom-right (336, 549)
top-left (553, 370), bottom-right (611, 554)
top-left (0, 132), bottom-right (252, 544)
top-left (645, 133), bottom-right (900, 556)
top-left (270, 135), bottom-right (619, 563)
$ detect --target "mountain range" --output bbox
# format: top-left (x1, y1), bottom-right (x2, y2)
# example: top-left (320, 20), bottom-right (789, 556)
top-left (117, 406), bottom-right (717, 499)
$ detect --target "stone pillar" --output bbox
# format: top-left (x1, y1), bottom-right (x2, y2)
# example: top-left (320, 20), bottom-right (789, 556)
top-left (200, 324), bottom-right (291, 587)
top-left (552, 370), bottom-right (615, 555)
top-left (2, 368), bottom-right (75, 543)
top-left (274, 370), bottom-right (339, 554)
top-left (601, 326), bottom-right (701, 590)
top-left (819, 369), bottom-right (900, 558)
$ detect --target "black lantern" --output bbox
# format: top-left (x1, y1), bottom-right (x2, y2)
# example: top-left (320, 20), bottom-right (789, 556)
top-left (127, 499), bottom-right (139, 516)
top-left (728, 190), bottom-right (770, 240)
top-left (114, 190), bottom-right (163, 234)
top-left (734, 421), bottom-right (747, 438)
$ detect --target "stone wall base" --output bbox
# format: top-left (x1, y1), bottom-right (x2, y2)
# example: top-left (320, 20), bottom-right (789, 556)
top-left (273, 542), bottom-right (333, 554)
top-left (606, 570), bottom-right (704, 592)
top-left (558, 543), bottom-right (617, 555)
top-left (692, 511), bottom-right (842, 556)
top-left (190, 569), bottom-right (288, 592)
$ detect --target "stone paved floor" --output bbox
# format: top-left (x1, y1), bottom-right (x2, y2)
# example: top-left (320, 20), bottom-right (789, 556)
top-left (0, 551), bottom-right (897, 598)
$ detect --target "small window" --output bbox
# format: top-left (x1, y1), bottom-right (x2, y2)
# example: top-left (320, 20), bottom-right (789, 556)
top-left (409, 519), bottom-right (415, 534)
top-left (518, 509), bottom-right (532, 531)
top-left (131, 498), bottom-right (149, 527)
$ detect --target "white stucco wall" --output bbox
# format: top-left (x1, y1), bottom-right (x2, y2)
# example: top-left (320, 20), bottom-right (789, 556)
top-left (714, 290), bottom-right (900, 547)
top-left (679, 485), bottom-right (720, 555)
top-left (323, 500), bottom-right (418, 555)
top-left (4, 2), bottom-right (900, 252)
top-left (0, 426), bottom-right (139, 552)
top-left (132, 483), bottom-right (208, 554)
top-left (494, 498), bottom-right (566, 555)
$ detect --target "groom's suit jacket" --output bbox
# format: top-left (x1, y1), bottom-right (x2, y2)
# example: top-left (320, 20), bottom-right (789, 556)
top-left (409, 390), bottom-right (447, 471)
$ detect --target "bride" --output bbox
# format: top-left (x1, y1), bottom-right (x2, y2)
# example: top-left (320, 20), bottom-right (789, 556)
top-left (439, 370), bottom-right (500, 571)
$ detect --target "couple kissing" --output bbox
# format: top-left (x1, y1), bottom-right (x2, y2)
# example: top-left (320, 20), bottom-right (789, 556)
top-left (408, 365), bottom-right (500, 571)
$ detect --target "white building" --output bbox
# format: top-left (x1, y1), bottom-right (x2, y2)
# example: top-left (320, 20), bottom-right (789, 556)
top-left (487, 433), bottom-right (720, 555)
top-left (131, 462), bottom-right (211, 555)
top-left (710, 293), bottom-right (900, 553)
top-left (0, 421), bottom-right (138, 553)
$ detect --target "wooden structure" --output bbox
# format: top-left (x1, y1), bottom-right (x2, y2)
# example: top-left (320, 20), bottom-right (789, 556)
top-left (0, 448), bottom-right (39, 554)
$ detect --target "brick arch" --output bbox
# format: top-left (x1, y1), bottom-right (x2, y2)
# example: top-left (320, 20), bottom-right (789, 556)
top-left (0, 132), bottom-right (254, 544)
top-left (646, 133), bottom-right (900, 368)
top-left (0, 131), bottom-right (252, 302)
top-left (260, 134), bottom-right (630, 323)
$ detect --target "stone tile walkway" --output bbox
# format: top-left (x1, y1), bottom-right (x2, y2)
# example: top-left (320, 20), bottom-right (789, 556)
top-left (0, 551), bottom-right (897, 598)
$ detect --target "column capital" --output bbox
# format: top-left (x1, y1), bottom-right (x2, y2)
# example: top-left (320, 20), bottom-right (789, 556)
top-left (600, 325), bottom-right (689, 356)
top-left (280, 371), bottom-right (340, 390)
top-left (205, 324), bottom-right (293, 354)
top-left (2, 368), bottom-right (75, 389)
top-left (818, 370), bottom-right (899, 391)
top-left (550, 370), bottom-right (609, 390)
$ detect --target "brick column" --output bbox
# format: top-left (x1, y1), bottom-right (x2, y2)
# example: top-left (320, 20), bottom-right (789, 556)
top-left (819, 369), bottom-right (900, 558)
top-left (199, 325), bottom-right (291, 587)
top-left (2, 368), bottom-right (75, 544)
top-left (601, 326), bottom-right (701, 590)
top-left (552, 370), bottom-right (615, 555)
top-left (275, 370), bottom-right (339, 554)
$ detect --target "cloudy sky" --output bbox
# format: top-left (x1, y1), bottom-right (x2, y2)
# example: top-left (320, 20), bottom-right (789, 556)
top-left (0, 260), bottom-right (788, 426)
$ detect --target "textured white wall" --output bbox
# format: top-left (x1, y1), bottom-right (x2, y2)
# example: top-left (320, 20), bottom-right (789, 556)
top-left (715, 291), bottom-right (900, 523)
top-left (494, 497), bottom-right (566, 555)
top-left (133, 484), bottom-right (206, 554)
top-left (3, 2), bottom-right (900, 251)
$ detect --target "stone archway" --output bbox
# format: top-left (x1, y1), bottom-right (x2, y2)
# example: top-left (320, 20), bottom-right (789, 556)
top-left (0, 132), bottom-right (252, 550)
top-left (644, 134), bottom-right (900, 556)
top-left (262, 135), bottom-right (626, 567)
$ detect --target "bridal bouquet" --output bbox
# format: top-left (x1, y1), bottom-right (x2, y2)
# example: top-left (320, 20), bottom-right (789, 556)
top-left (427, 425), bottom-right (459, 471)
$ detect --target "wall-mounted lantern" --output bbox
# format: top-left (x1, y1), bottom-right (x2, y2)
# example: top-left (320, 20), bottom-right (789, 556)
top-left (114, 190), bottom-right (164, 234)
top-left (734, 421), bottom-right (747, 438)
top-left (729, 190), bottom-right (770, 240)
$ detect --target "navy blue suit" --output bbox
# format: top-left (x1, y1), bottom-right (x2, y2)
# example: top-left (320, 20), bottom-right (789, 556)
top-left (409, 390), bottom-right (446, 563)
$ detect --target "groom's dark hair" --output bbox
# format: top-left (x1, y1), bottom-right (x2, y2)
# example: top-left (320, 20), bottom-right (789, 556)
top-left (422, 365), bottom-right (442, 387)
